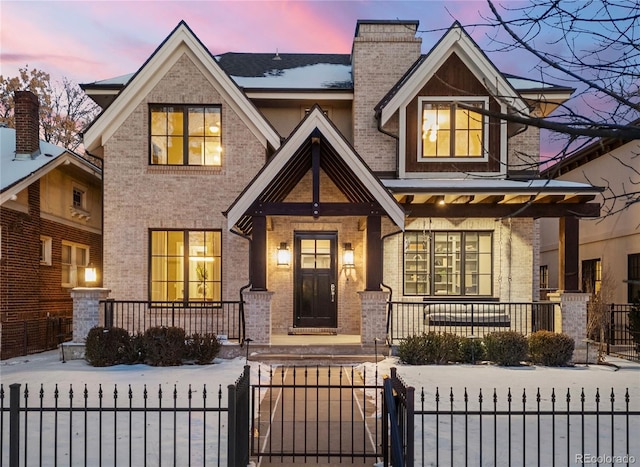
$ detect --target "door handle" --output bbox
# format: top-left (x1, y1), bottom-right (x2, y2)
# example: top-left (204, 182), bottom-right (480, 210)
top-left (330, 283), bottom-right (335, 302)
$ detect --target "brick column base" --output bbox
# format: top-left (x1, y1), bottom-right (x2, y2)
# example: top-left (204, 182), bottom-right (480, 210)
top-left (64, 287), bottom-right (111, 361)
top-left (242, 290), bottom-right (274, 344)
top-left (358, 290), bottom-right (389, 346)
top-left (548, 291), bottom-right (592, 363)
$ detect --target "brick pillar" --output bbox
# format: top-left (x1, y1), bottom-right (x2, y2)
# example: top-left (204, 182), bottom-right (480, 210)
top-left (242, 290), bottom-right (273, 344)
top-left (70, 287), bottom-right (111, 342)
top-left (547, 291), bottom-right (592, 363)
top-left (359, 290), bottom-right (389, 345)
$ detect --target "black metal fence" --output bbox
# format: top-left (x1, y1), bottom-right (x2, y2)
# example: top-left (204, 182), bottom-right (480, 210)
top-left (412, 386), bottom-right (640, 466)
top-left (101, 300), bottom-right (244, 342)
top-left (605, 303), bottom-right (639, 362)
top-left (250, 365), bottom-right (383, 464)
top-left (387, 301), bottom-right (555, 344)
top-left (383, 367), bottom-right (414, 467)
top-left (0, 372), bottom-right (255, 467)
top-left (0, 316), bottom-right (73, 360)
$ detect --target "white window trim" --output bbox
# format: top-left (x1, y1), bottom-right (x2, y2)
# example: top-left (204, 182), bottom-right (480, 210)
top-left (61, 240), bottom-right (90, 287)
top-left (40, 236), bottom-right (52, 266)
top-left (417, 96), bottom-right (490, 163)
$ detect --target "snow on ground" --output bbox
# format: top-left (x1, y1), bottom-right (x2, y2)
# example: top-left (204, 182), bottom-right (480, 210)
top-left (1, 350), bottom-right (639, 466)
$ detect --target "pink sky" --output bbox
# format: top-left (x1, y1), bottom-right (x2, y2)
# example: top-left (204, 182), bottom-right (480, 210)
top-left (1, 1), bottom-right (534, 85)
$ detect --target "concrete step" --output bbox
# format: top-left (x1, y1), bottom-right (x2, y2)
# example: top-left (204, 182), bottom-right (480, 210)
top-left (247, 353), bottom-right (385, 365)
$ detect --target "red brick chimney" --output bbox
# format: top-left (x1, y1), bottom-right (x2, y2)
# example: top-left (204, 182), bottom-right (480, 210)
top-left (14, 90), bottom-right (41, 160)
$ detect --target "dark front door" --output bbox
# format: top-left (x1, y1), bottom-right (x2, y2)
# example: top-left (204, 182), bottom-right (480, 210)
top-left (294, 232), bottom-right (337, 328)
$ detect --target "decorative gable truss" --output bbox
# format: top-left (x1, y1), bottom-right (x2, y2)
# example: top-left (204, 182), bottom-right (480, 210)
top-left (377, 22), bottom-right (529, 178)
top-left (83, 21), bottom-right (281, 154)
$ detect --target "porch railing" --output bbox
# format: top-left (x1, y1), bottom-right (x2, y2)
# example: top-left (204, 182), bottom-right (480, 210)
top-left (386, 301), bottom-right (555, 344)
top-left (100, 300), bottom-right (244, 342)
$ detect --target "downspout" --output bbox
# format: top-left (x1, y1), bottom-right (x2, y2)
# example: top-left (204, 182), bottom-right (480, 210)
top-left (230, 227), bottom-right (252, 346)
top-left (380, 229), bottom-right (404, 346)
top-left (375, 110), bottom-right (400, 177)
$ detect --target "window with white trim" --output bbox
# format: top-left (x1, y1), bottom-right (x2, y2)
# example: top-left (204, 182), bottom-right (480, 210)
top-left (419, 97), bottom-right (488, 160)
top-left (40, 236), bottom-right (52, 265)
top-left (61, 241), bottom-right (90, 287)
top-left (150, 105), bottom-right (222, 166)
top-left (404, 231), bottom-right (493, 296)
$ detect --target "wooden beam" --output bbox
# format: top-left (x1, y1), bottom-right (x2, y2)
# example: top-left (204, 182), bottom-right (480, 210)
top-left (469, 194), bottom-right (504, 204)
top-left (366, 216), bottom-right (382, 291)
top-left (559, 216), bottom-right (580, 291)
top-left (251, 202), bottom-right (385, 216)
top-left (402, 202), bottom-right (600, 218)
top-left (251, 215), bottom-right (267, 291)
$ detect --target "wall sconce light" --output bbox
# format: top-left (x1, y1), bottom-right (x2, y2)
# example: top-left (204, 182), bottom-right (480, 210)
top-left (277, 242), bottom-right (290, 266)
top-left (343, 243), bottom-right (355, 268)
top-left (84, 263), bottom-right (97, 283)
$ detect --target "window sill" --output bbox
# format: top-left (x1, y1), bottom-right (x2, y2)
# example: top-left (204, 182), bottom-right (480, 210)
top-left (69, 206), bottom-right (91, 221)
top-left (147, 165), bottom-right (223, 175)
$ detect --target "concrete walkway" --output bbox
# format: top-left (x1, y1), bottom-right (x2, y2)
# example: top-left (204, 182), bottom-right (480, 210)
top-left (252, 366), bottom-right (382, 466)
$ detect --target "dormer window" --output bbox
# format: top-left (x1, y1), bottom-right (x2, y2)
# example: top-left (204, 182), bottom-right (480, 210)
top-left (419, 97), bottom-right (488, 161)
top-left (150, 105), bottom-right (222, 166)
top-left (73, 187), bottom-right (85, 209)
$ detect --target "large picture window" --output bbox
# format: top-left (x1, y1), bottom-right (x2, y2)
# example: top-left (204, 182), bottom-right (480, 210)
top-left (404, 231), bottom-right (492, 296)
top-left (150, 105), bottom-right (222, 166)
top-left (419, 98), bottom-right (487, 159)
top-left (150, 230), bottom-right (221, 302)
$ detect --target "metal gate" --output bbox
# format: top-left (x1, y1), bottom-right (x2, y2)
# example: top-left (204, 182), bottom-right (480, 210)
top-left (251, 365), bottom-right (383, 465)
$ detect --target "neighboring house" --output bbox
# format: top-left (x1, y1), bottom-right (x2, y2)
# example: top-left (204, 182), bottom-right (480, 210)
top-left (0, 91), bottom-right (102, 359)
top-left (540, 135), bottom-right (640, 304)
top-left (80, 20), bottom-right (601, 346)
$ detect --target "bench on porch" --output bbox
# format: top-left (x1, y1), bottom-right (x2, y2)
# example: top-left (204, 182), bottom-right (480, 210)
top-left (423, 302), bottom-right (511, 327)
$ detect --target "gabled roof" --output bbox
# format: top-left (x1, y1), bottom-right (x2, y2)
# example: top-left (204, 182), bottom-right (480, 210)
top-left (225, 106), bottom-right (405, 232)
top-left (0, 126), bottom-right (101, 205)
top-left (376, 21), bottom-right (529, 125)
top-left (82, 21), bottom-right (281, 152)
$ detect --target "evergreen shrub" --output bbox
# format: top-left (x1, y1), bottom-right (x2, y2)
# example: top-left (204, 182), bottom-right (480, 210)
top-left (484, 331), bottom-right (528, 366)
top-left (528, 331), bottom-right (574, 366)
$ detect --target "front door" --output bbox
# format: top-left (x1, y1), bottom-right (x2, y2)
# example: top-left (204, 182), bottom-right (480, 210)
top-left (294, 232), bottom-right (337, 328)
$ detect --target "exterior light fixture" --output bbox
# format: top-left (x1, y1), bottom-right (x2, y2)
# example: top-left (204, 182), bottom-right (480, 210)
top-left (84, 263), bottom-right (97, 283)
top-left (343, 243), bottom-right (355, 268)
top-left (277, 242), bottom-right (290, 266)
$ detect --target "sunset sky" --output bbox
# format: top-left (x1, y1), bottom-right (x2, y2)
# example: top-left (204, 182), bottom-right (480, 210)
top-left (1, 0), bottom-right (549, 86)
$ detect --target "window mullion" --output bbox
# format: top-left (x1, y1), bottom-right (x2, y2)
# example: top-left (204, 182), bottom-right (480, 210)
top-left (183, 109), bottom-right (189, 165)
top-left (449, 104), bottom-right (456, 157)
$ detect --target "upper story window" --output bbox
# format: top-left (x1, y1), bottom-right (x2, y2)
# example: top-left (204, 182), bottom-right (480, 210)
top-left (72, 187), bottom-right (85, 208)
top-left (419, 97), bottom-right (488, 161)
top-left (150, 105), bottom-right (222, 166)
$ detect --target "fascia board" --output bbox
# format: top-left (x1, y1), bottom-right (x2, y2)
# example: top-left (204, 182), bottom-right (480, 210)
top-left (227, 108), bottom-right (405, 230)
top-left (0, 153), bottom-right (101, 205)
top-left (84, 26), bottom-right (280, 152)
top-left (245, 91), bottom-right (354, 101)
top-left (380, 28), bottom-right (528, 126)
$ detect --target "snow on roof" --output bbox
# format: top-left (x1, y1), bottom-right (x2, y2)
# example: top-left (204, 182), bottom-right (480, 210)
top-left (0, 127), bottom-right (66, 193)
top-left (83, 62), bottom-right (568, 94)
top-left (382, 178), bottom-right (603, 194)
top-left (230, 63), bottom-right (352, 89)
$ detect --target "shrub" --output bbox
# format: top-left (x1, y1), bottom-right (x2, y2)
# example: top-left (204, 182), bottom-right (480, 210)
top-left (85, 326), bottom-right (131, 366)
top-left (528, 331), bottom-right (574, 366)
top-left (118, 332), bottom-right (146, 364)
top-left (185, 333), bottom-right (222, 364)
top-left (397, 332), bottom-right (460, 365)
top-left (143, 326), bottom-right (186, 366)
top-left (458, 336), bottom-right (486, 363)
top-left (484, 331), bottom-right (528, 366)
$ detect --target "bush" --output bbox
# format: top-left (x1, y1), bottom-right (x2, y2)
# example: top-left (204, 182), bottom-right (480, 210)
top-left (85, 327), bottom-right (132, 366)
top-left (484, 331), bottom-right (528, 366)
top-left (528, 331), bottom-right (574, 366)
top-left (142, 326), bottom-right (186, 366)
top-left (397, 332), bottom-right (460, 365)
top-left (185, 333), bottom-right (222, 364)
top-left (458, 336), bottom-right (486, 363)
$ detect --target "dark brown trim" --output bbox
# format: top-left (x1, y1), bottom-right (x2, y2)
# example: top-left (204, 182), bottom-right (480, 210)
top-left (251, 216), bottom-right (267, 291)
top-left (559, 216), bottom-right (580, 291)
top-left (402, 202), bottom-right (600, 218)
top-left (251, 202), bottom-right (386, 216)
top-left (366, 216), bottom-right (382, 291)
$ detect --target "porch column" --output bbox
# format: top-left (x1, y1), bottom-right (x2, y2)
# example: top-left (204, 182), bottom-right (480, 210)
top-left (366, 215), bottom-right (382, 291)
top-left (558, 216), bottom-right (579, 291)
top-left (548, 291), bottom-right (592, 363)
top-left (359, 290), bottom-right (389, 345)
top-left (251, 215), bottom-right (267, 291)
top-left (242, 290), bottom-right (273, 344)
